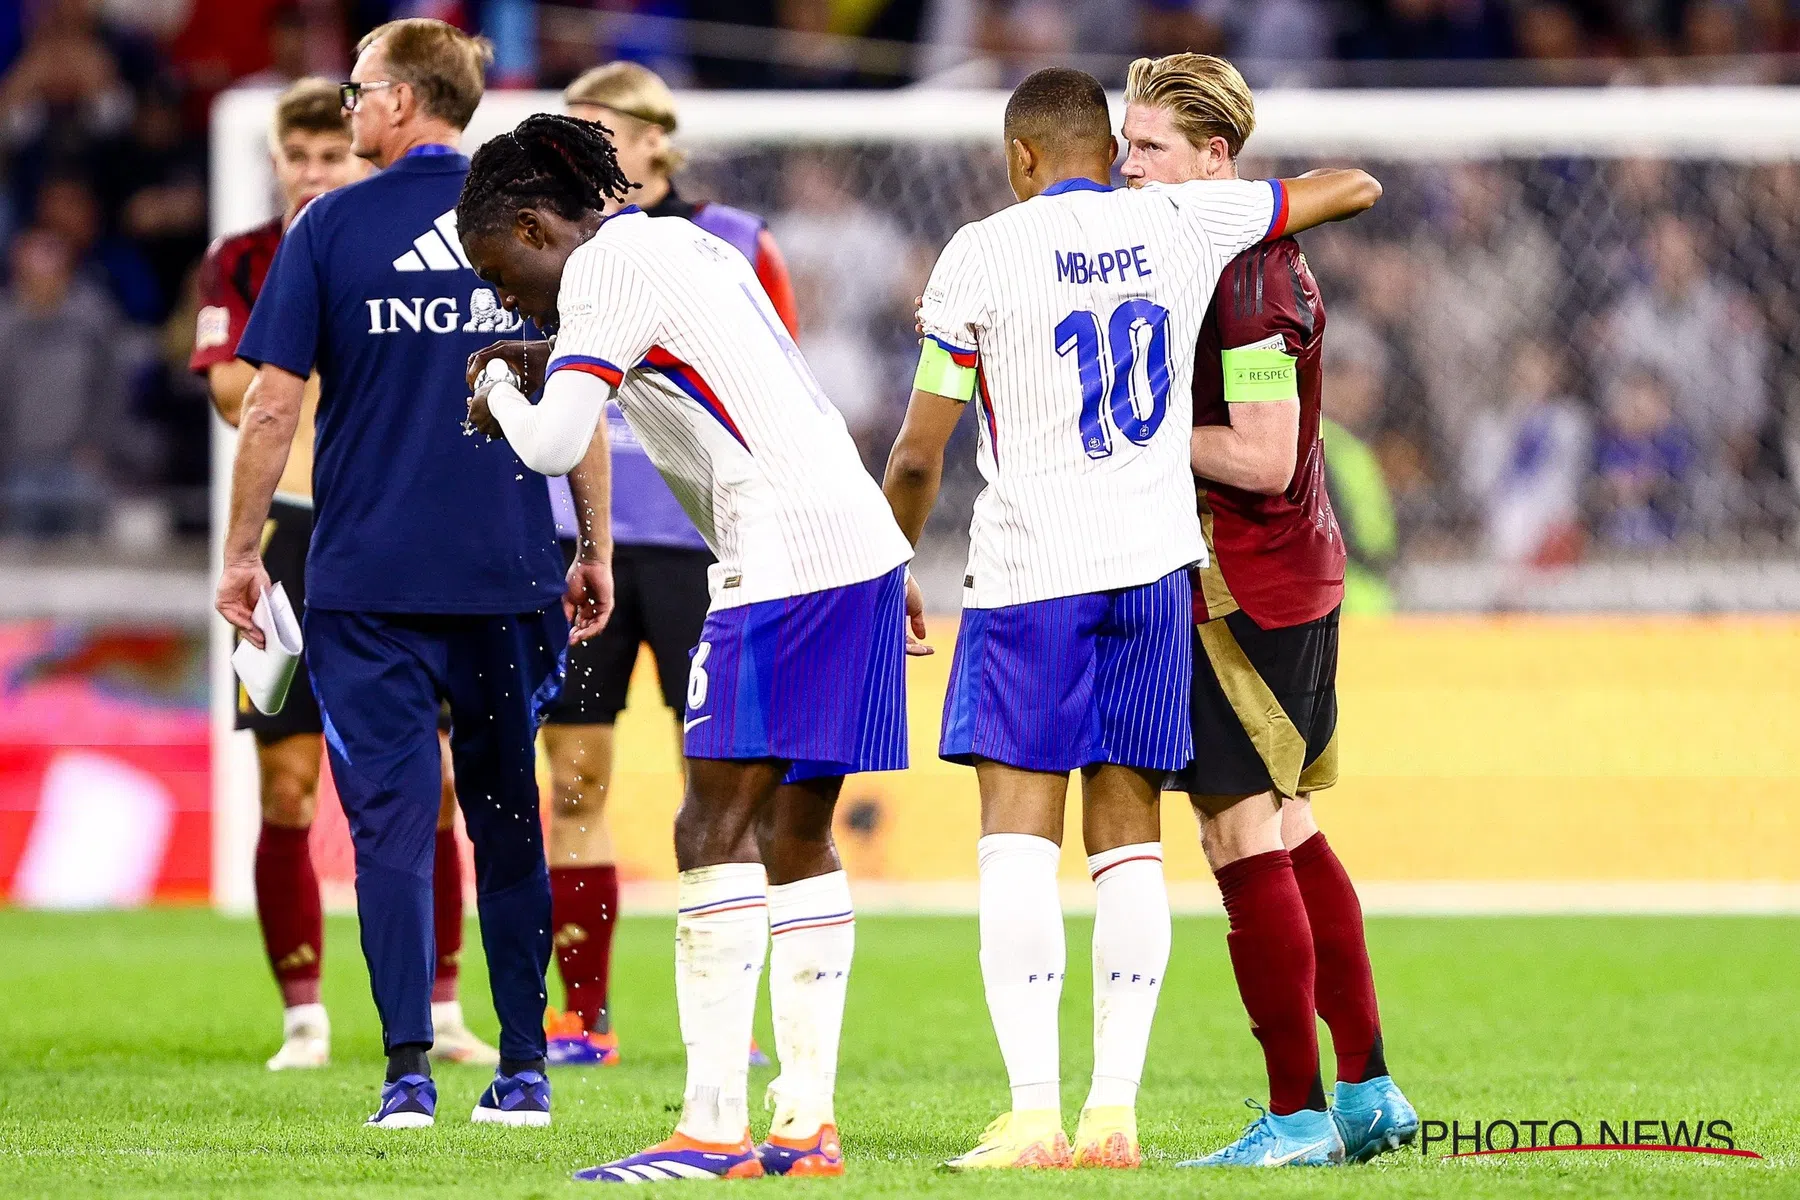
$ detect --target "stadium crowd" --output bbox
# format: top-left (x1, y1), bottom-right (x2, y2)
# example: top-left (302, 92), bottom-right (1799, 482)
top-left (1, 0), bottom-right (1797, 584)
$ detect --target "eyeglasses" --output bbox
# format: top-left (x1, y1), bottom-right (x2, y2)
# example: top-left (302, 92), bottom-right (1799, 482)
top-left (339, 80), bottom-right (398, 112)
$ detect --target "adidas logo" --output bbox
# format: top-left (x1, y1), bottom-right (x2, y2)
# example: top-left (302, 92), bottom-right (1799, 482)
top-left (393, 209), bottom-right (472, 273)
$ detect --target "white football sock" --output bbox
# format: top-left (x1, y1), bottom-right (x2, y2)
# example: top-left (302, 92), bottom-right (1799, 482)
top-left (1085, 843), bottom-right (1170, 1111)
top-left (766, 869), bottom-right (855, 1137)
top-left (429, 999), bottom-right (465, 1032)
top-left (674, 862), bottom-right (768, 1144)
top-left (283, 1002), bottom-right (328, 1039)
top-left (977, 833), bottom-right (1065, 1115)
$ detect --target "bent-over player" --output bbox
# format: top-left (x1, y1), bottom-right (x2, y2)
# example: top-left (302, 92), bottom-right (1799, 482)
top-left (458, 114), bottom-right (915, 1182)
top-left (536, 61), bottom-right (799, 1070)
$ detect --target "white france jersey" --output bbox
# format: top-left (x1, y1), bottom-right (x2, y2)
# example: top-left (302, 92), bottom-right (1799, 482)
top-left (549, 209), bottom-right (912, 608)
top-left (919, 176), bottom-right (1285, 609)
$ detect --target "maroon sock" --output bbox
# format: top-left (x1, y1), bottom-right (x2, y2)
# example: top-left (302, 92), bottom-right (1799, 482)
top-left (431, 828), bottom-right (464, 1005)
top-left (551, 865), bottom-right (619, 1032)
top-left (1216, 848), bottom-right (1324, 1114)
top-left (1290, 832), bottom-right (1387, 1083)
top-left (254, 822), bottom-right (323, 1008)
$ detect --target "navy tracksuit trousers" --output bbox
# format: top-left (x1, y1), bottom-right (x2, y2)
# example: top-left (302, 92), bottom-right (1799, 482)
top-left (306, 606), bottom-right (567, 1062)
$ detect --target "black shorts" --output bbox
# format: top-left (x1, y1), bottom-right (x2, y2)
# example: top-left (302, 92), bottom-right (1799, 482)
top-left (236, 497), bottom-right (324, 744)
top-left (1167, 606), bottom-right (1340, 806)
top-left (546, 542), bottom-right (714, 726)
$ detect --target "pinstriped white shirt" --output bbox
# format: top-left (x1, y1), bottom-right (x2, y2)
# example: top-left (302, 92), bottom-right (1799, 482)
top-left (549, 210), bottom-right (912, 609)
top-left (919, 177), bottom-right (1283, 609)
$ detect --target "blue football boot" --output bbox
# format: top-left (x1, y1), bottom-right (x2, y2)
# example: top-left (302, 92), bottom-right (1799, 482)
top-left (1332, 1076), bottom-right (1419, 1162)
top-left (1178, 1101), bottom-right (1345, 1167)
top-left (367, 1073), bottom-right (436, 1129)
top-left (471, 1068), bottom-right (552, 1127)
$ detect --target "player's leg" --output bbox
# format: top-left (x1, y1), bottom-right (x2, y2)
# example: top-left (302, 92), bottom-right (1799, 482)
top-left (754, 774), bottom-right (852, 1176)
top-left (1073, 764), bottom-right (1168, 1169)
top-left (578, 566), bottom-right (908, 1183)
top-left (1175, 611), bottom-right (1337, 1167)
top-left (939, 591), bottom-right (1117, 1171)
top-left (252, 731), bottom-right (328, 1070)
top-left (1276, 608), bottom-right (1416, 1159)
top-left (444, 608), bottom-right (566, 1127)
top-left (574, 757), bottom-right (780, 1182)
top-left (542, 721), bottom-right (622, 1064)
top-left (429, 730), bottom-right (500, 1066)
top-left (1067, 568), bottom-right (1192, 1167)
top-left (304, 609), bottom-right (445, 1128)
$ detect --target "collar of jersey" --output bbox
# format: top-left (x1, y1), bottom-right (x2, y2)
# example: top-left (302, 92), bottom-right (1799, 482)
top-left (603, 204), bottom-right (644, 223)
top-left (389, 143), bottom-right (466, 171)
top-left (1041, 177), bottom-right (1112, 197)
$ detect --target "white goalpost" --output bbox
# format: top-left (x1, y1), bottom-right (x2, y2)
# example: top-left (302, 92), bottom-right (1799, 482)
top-left (208, 85), bottom-right (1800, 915)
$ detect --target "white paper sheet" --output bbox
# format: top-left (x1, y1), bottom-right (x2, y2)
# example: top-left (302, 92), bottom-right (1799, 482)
top-left (229, 583), bottom-right (304, 716)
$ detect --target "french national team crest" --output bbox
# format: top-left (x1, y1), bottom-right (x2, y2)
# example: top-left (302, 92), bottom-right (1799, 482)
top-left (463, 288), bottom-right (522, 333)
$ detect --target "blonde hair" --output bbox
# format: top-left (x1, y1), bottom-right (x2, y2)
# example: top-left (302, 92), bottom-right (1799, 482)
top-left (270, 77), bottom-right (348, 147)
top-left (564, 62), bottom-right (685, 176)
top-left (1124, 53), bottom-right (1256, 157)
top-left (357, 18), bottom-right (493, 131)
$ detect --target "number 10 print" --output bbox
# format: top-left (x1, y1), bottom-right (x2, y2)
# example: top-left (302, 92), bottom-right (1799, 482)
top-left (1054, 299), bottom-right (1173, 460)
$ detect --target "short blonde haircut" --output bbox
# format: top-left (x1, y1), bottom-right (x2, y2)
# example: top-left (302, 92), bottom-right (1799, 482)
top-left (563, 62), bottom-right (685, 176)
top-left (270, 77), bottom-right (348, 148)
top-left (357, 18), bottom-right (493, 131)
top-left (1124, 53), bottom-right (1256, 158)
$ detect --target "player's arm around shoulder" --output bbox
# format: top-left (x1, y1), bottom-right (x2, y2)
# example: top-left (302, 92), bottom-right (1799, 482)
top-left (1275, 168), bottom-right (1381, 236)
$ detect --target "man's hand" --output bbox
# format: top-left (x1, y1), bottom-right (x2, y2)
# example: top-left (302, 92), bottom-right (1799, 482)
top-left (466, 385), bottom-right (504, 439)
top-left (466, 339), bottom-right (551, 393)
top-left (216, 554), bottom-right (274, 648)
top-left (904, 571), bottom-right (932, 656)
top-left (564, 557), bottom-right (614, 645)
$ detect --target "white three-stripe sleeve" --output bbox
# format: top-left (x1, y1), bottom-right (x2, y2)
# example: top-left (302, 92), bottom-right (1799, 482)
top-left (1163, 178), bottom-right (1279, 265)
top-left (552, 242), bottom-right (664, 374)
top-left (918, 223), bottom-right (990, 359)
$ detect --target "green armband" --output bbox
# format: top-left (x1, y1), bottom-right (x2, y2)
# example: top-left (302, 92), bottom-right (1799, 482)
top-left (914, 337), bottom-right (978, 402)
top-left (1222, 347), bottom-right (1298, 403)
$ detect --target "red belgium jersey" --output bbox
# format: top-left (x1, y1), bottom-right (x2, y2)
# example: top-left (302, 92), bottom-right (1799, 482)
top-left (190, 217), bottom-right (283, 375)
top-left (1191, 238), bottom-right (1346, 628)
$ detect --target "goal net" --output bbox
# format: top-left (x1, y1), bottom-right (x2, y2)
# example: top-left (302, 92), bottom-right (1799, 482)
top-left (208, 87), bottom-right (1800, 914)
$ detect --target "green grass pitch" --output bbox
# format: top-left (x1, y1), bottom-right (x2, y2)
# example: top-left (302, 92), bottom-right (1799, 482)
top-left (0, 909), bottom-right (1795, 1198)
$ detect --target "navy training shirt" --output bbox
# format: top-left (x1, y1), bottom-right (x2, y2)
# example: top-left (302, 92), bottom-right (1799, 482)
top-left (237, 146), bottom-right (564, 614)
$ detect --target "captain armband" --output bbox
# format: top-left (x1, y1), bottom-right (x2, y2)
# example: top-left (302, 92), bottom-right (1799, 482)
top-left (1221, 346), bottom-right (1298, 404)
top-left (913, 336), bottom-right (978, 402)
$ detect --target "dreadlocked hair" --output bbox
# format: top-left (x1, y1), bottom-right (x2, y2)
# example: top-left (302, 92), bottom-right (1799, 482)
top-left (456, 113), bottom-right (637, 238)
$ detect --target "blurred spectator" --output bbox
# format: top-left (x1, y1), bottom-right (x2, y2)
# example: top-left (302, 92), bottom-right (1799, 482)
top-left (771, 152), bottom-right (919, 453)
top-left (0, 229), bottom-right (127, 538)
top-left (1410, 163), bottom-right (1558, 453)
top-left (1461, 337), bottom-right (1590, 564)
top-left (234, 5), bottom-right (312, 88)
top-left (0, 0), bottom-right (133, 206)
top-left (1339, 0), bottom-right (1517, 61)
top-left (1609, 214), bottom-right (1767, 472)
top-left (1677, 0), bottom-right (1768, 83)
top-left (170, 0), bottom-right (304, 96)
top-left (1590, 367), bottom-right (1695, 547)
top-left (1320, 314), bottom-right (1398, 612)
top-left (1333, 241), bottom-right (1440, 534)
top-left (1198, 0), bottom-right (1332, 84)
top-left (1513, 1), bottom-right (1594, 84)
top-left (93, 80), bottom-right (208, 320)
top-left (32, 174), bottom-right (162, 324)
